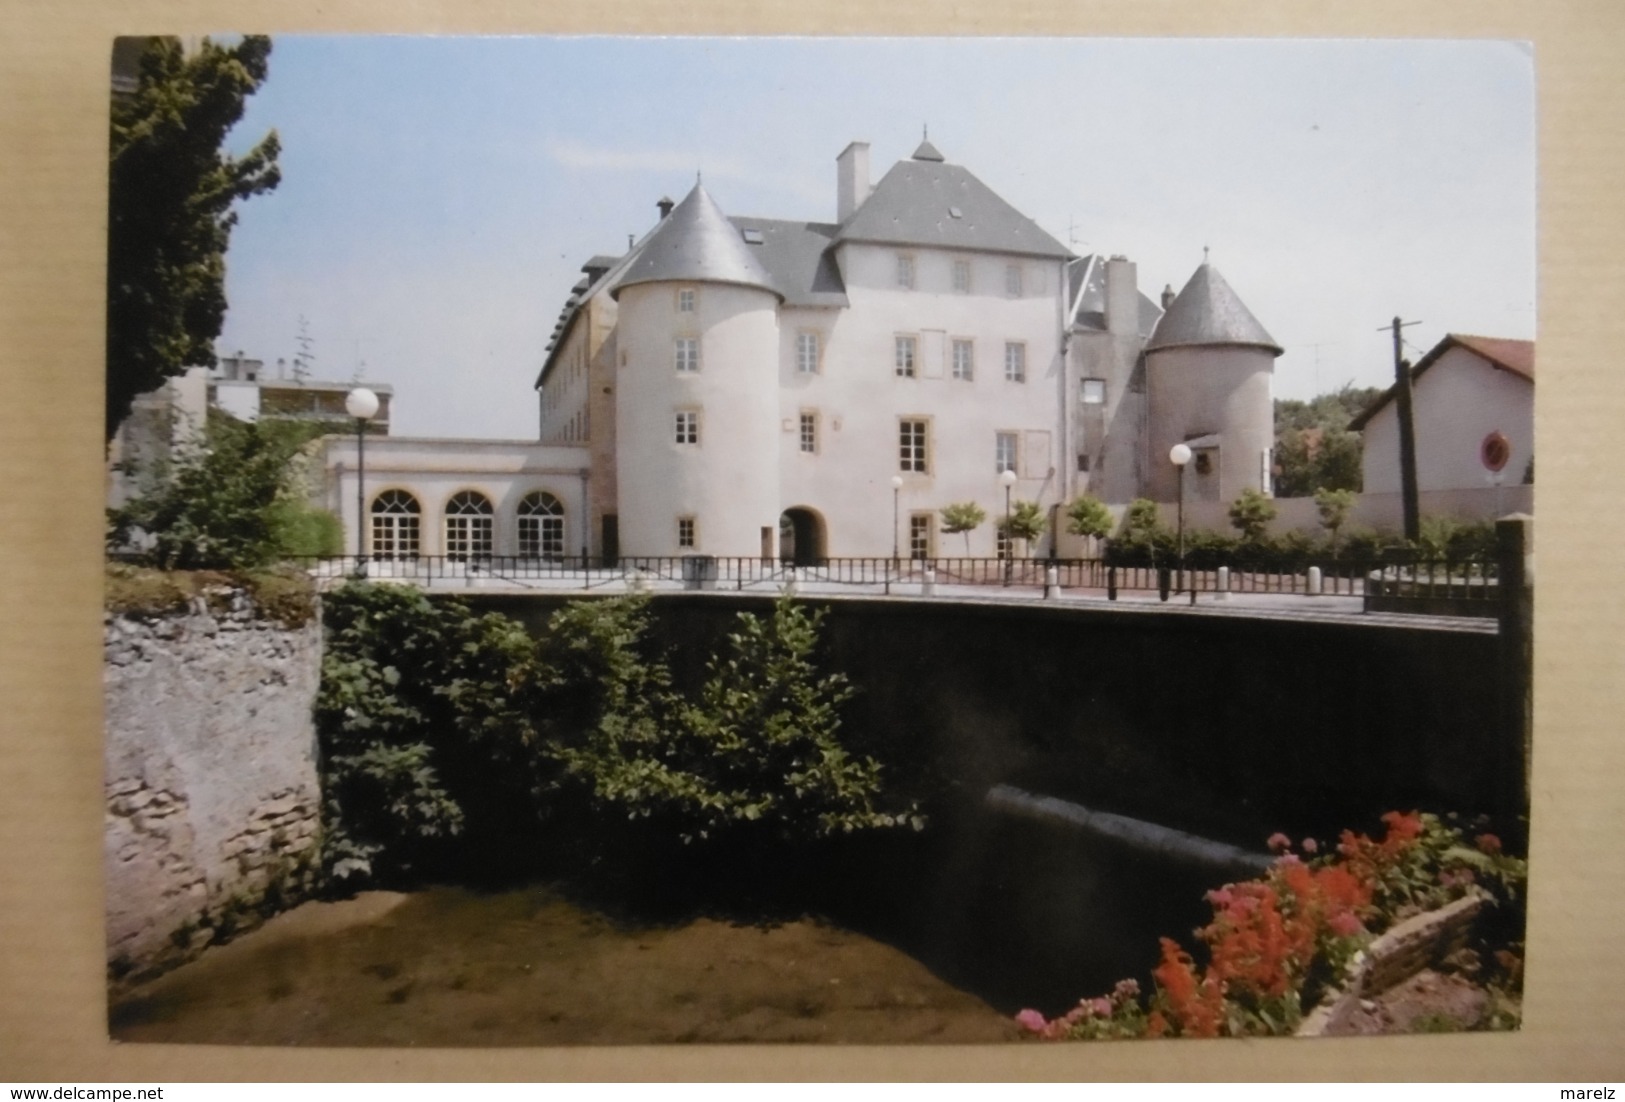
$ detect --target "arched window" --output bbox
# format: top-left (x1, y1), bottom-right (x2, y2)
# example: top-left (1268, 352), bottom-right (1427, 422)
top-left (444, 491), bottom-right (494, 561)
top-left (517, 491), bottom-right (565, 560)
top-left (370, 490), bottom-right (421, 560)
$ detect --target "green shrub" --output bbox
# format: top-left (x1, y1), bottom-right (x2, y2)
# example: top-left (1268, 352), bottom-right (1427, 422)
top-left (938, 501), bottom-right (986, 555)
top-left (542, 596), bottom-right (912, 857)
top-left (315, 582), bottom-right (542, 884)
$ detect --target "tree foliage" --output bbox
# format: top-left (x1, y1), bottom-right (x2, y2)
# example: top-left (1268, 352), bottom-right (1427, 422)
top-left (315, 583), bottom-right (542, 884)
top-left (1272, 385), bottom-right (1382, 498)
top-left (1313, 488), bottom-right (1358, 552)
top-left (107, 35), bottom-right (281, 440)
top-left (315, 591), bottom-right (912, 890)
top-left (108, 412), bottom-right (341, 569)
top-left (1065, 495), bottom-right (1113, 541)
top-left (1227, 488), bottom-right (1279, 543)
top-left (938, 501), bottom-right (986, 555)
top-left (998, 500), bottom-right (1048, 555)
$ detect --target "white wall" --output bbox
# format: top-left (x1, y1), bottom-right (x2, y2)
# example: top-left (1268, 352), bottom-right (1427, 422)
top-left (323, 436), bottom-right (591, 558)
top-left (615, 281), bottom-right (783, 557)
top-left (1145, 345), bottom-right (1275, 504)
top-left (787, 242), bottom-right (1069, 557)
top-left (1362, 346), bottom-right (1533, 493)
top-left (1160, 484), bottom-right (1533, 539)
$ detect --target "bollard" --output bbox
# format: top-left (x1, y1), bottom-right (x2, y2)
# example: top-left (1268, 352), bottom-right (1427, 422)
top-left (1216, 565), bottom-right (1230, 600)
top-left (922, 567), bottom-right (936, 598)
top-left (1107, 564), bottom-right (1117, 601)
top-left (784, 567), bottom-right (800, 596)
top-left (627, 568), bottom-right (647, 594)
top-left (1307, 565), bottom-right (1323, 596)
top-left (1044, 565), bottom-right (1060, 600)
top-left (466, 560), bottom-right (478, 588)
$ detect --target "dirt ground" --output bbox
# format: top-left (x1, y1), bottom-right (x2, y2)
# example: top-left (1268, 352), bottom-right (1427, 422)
top-left (109, 887), bottom-right (1023, 1046)
top-left (1324, 968), bottom-right (1515, 1035)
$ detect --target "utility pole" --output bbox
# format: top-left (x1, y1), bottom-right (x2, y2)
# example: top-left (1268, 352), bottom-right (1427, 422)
top-left (1383, 316), bottom-right (1423, 543)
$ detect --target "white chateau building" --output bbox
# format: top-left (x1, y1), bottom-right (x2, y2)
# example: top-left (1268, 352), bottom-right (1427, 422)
top-left (321, 138), bottom-right (1283, 563)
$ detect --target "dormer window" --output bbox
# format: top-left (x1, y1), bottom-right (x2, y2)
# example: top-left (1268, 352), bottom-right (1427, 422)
top-left (741, 227), bottom-right (765, 245)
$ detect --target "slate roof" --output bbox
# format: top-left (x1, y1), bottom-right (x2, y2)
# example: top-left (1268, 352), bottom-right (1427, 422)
top-left (1145, 263), bottom-right (1282, 355)
top-left (729, 216), bottom-right (849, 308)
top-left (1348, 334), bottom-right (1534, 431)
top-left (1067, 255), bottom-right (1164, 339)
top-left (610, 184), bottom-right (782, 301)
top-left (835, 159), bottom-right (1072, 260)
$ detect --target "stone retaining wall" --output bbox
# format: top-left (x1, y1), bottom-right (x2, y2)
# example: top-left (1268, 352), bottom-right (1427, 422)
top-left (103, 589), bottom-right (322, 983)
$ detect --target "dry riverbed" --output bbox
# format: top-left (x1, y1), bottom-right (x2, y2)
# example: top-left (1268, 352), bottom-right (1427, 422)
top-left (109, 886), bottom-right (1022, 1045)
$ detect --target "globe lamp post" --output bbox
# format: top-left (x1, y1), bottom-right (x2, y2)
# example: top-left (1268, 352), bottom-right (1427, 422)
top-left (1169, 442), bottom-right (1192, 595)
top-left (1000, 467), bottom-right (1018, 586)
top-left (345, 387), bottom-right (380, 576)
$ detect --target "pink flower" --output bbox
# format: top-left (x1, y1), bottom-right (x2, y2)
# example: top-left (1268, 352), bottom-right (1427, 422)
top-left (1476, 833), bottom-right (1502, 856)
top-left (1301, 837), bottom-right (1319, 854)
top-left (1267, 832), bottom-right (1292, 853)
top-left (1090, 997), bottom-right (1113, 1017)
top-left (1113, 978), bottom-right (1141, 1001)
top-left (1276, 853), bottom-right (1303, 867)
top-left (1015, 1008), bottom-right (1049, 1034)
top-left (1206, 887), bottom-right (1235, 907)
top-left (1328, 912), bottom-right (1364, 938)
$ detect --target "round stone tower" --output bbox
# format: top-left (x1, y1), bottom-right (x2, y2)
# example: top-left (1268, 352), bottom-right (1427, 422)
top-left (610, 183), bottom-right (784, 558)
top-left (1143, 262), bottom-right (1283, 504)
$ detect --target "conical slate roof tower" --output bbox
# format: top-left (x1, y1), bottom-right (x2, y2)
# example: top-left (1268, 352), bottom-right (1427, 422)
top-left (611, 182), bottom-right (782, 301)
top-left (1147, 262), bottom-right (1281, 356)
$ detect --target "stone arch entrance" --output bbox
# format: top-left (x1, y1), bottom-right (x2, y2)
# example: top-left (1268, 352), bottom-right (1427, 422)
top-left (778, 507), bottom-right (827, 566)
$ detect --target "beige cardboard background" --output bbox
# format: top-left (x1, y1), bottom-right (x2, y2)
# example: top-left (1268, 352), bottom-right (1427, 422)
top-left (2, 0), bottom-right (1620, 1081)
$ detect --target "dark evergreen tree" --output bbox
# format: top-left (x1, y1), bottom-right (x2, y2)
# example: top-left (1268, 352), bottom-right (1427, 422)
top-left (106, 35), bottom-right (281, 440)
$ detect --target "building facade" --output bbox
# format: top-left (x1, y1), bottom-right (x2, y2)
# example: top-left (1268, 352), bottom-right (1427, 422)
top-left (320, 138), bottom-right (1282, 563)
top-left (1352, 334), bottom-right (1534, 495)
top-left (527, 138), bottom-right (1280, 561)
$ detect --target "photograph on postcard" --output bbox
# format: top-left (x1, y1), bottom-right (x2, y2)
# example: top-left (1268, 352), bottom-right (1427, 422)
top-left (100, 35), bottom-right (1534, 1045)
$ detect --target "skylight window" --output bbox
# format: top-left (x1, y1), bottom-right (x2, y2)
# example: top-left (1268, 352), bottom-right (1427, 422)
top-left (741, 228), bottom-right (765, 244)
top-left (948, 206), bottom-right (963, 219)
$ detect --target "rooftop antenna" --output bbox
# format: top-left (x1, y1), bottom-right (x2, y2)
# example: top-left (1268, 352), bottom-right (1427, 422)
top-left (1203, 245), bottom-right (1210, 264)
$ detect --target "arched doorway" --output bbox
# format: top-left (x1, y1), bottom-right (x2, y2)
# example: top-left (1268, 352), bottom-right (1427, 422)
top-left (779, 507), bottom-right (827, 566)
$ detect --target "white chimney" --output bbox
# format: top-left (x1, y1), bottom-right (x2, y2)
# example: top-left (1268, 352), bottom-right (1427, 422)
top-left (837, 141), bottom-right (871, 222)
top-left (1104, 255), bottom-right (1138, 335)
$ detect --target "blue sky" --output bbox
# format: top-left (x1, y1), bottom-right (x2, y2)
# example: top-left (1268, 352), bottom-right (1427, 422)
top-left (214, 36), bottom-right (1536, 439)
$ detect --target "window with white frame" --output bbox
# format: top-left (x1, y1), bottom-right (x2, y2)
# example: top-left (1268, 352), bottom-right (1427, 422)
top-left (952, 259), bottom-right (971, 293)
top-left (996, 528), bottom-right (1013, 560)
top-left (444, 490), bottom-right (494, 561)
top-left (952, 339), bottom-right (974, 380)
top-left (370, 489), bottom-right (421, 560)
top-left (677, 516), bottom-right (696, 548)
top-left (517, 491), bottom-right (565, 559)
top-left (675, 337), bottom-right (699, 373)
top-left (895, 335), bottom-right (917, 378)
top-left (799, 411), bottom-right (817, 454)
top-left (796, 331), bottom-right (820, 375)
top-left (899, 419), bottom-right (928, 473)
top-left (675, 410), bottom-right (699, 444)
top-left (1082, 377), bottom-right (1107, 405)
top-left (677, 287), bottom-right (695, 313)
top-left (996, 431), bottom-right (1019, 475)
top-left (896, 254), bottom-right (916, 289)
top-left (1004, 342), bottom-right (1026, 382)
top-left (1005, 264), bottom-right (1023, 297)
top-left (909, 513), bottom-right (933, 560)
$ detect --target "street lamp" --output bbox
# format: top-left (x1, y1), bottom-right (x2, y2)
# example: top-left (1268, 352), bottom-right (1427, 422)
top-left (889, 475), bottom-right (904, 592)
top-left (1000, 467), bottom-right (1018, 586)
top-left (1169, 442), bottom-right (1192, 595)
top-left (345, 387), bottom-right (380, 576)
